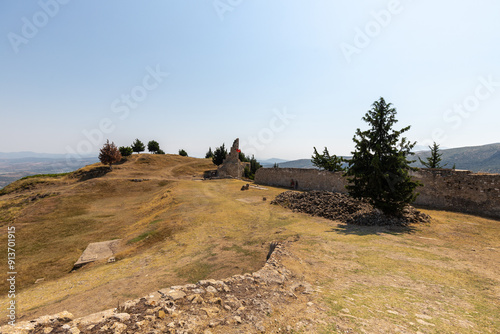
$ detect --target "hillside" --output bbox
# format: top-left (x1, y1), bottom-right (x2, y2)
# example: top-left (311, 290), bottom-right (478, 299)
top-left (413, 143), bottom-right (500, 173)
top-left (0, 154), bottom-right (499, 333)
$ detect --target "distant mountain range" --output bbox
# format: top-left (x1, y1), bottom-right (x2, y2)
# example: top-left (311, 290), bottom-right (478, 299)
top-left (262, 143), bottom-right (500, 174)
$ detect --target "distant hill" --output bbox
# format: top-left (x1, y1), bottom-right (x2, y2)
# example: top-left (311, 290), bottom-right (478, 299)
top-left (260, 158), bottom-right (289, 167)
top-left (413, 143), bottom-right (500, 173)
top-left (264, 159), bottom-right (316, 169)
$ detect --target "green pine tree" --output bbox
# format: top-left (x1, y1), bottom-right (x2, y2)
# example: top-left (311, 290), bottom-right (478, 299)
top-left (243, 154), bottom-right (262, 180)
top-left (418, 142), bottom-right (446, 169)
top-left (205, 147), bottom-right (214, 159)
top-left (131, 139), bottom-right (145, 154)
top-left (212, 144), bottom-right (227, 166)
top-left (345, 97), bottom-right (420, 215)
top-left (147, 140), bottom-right (160, 154)
top-left (311, 147), bottom-right (345, 172)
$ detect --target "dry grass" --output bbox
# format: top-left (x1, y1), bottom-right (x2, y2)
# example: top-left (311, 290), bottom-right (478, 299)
top-left (0, 155), bottom-right (498, 333)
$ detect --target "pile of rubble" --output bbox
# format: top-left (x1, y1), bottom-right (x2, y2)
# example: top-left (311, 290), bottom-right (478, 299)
top-left (1, 243), bottom-right (318, 334)
top-left (271, 191), bottom-right (430, 226)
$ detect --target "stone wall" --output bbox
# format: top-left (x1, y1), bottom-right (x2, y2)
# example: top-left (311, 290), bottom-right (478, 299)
top-left (410, 169), bottom-right (500, 218)
top-left (255, 168), bottom-right (500, 218)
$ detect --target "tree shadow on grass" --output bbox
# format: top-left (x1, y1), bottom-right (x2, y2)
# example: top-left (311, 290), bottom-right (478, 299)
top-left (328, 222), bottom-right (419, 236)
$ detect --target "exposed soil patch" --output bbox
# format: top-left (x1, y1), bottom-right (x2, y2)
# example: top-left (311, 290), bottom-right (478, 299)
top-left (271, 190), bottom-right (430, 226)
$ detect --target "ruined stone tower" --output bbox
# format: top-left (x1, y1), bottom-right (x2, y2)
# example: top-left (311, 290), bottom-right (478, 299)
top-left (217, 138), bottom-right (246, 178)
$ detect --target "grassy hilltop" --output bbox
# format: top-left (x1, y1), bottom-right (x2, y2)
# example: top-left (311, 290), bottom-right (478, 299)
top-left (0, 154), bottom-right (499, 332)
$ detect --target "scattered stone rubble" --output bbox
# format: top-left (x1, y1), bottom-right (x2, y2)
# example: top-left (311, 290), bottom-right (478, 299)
top-left (271, 191), bottom-right (430, 226)
top-left (1, 243), bottom-right (318, 334)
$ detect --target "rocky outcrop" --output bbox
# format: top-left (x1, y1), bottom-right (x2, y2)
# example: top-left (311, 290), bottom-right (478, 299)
top-left (1, 243), bottom-right (316, 334)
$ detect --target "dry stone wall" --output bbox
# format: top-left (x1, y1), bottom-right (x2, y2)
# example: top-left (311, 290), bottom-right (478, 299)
top-left (255, 168), bottom-right (500, 218)
top-left (0, 242), bottom-right (319, 334)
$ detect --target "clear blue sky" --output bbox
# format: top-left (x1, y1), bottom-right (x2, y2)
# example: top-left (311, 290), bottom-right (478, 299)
top-left (1, 1), bottom-right (499, 160)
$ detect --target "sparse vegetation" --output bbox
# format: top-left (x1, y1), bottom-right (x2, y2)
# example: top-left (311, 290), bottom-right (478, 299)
top-left (99, 140), bottom-right (122, 169)
top-left (19, 172), bottom-right (70, 180)
top-left (346, 97), bottom-right (419, 215)
top-left (178, 149), bottom-right (188, 157)
top-left (131, 139), bottom-right (145, 154)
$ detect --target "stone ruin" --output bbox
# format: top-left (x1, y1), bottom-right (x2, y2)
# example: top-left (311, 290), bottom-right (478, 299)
top-left (216, 138), bottom-right (249, 179)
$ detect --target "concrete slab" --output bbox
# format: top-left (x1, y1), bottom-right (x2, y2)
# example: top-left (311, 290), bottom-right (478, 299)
top-left (74, 239), bottom-right (121, 268)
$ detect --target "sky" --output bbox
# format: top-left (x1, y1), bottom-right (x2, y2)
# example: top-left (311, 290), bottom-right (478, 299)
top-left (1, 0), bottom-right (499, 161)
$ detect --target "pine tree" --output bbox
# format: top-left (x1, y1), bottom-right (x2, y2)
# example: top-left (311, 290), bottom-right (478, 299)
top-left (131, 139), bottom-right (145, 154)
top-left (419, 142), bottom-right (446, 169)
top-left (311, 147), bottom-right (345, 172)
top-left (212, 144), bottom-right (227, 166)
top-left (345, 97), bottom-right (420, 215)
top-left (147, 140), bottom-right (160, 154)
top-left (205, 147), bottom-right (214, 159)
top-left (243, 155), bottom-right (262, 179)
top-left (239, 151), bottom-right (249, 162)
top-left (99, 140), bottom-right (122, 169)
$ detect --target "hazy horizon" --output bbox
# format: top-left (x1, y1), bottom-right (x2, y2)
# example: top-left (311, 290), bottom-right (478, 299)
top-left (2, 1), bottom-right (499, 161)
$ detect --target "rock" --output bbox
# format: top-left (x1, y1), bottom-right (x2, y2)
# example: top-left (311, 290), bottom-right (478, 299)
top-left (110, 322), bottom-right (128, 333)
top-left (113, 313), bottom-right (131, 322)
top-left (201, 307), bottom-right (220, 317)
top-left (187, 294), bottom-right (204, 304)
top-left (43, 328), bottom-right (53, 334)
top-left (54, 311), bottom-right (74, 322)
top-left (234, 316), bottom-right (242, 324)
top-left (158, 310), bottom-right (166, 319)
top-left (69, 327), bottom-right (80, 334)
top-left (159, 289), bottom-right (186, 300)
top-left (206, 286), bottom-right (218, 294)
